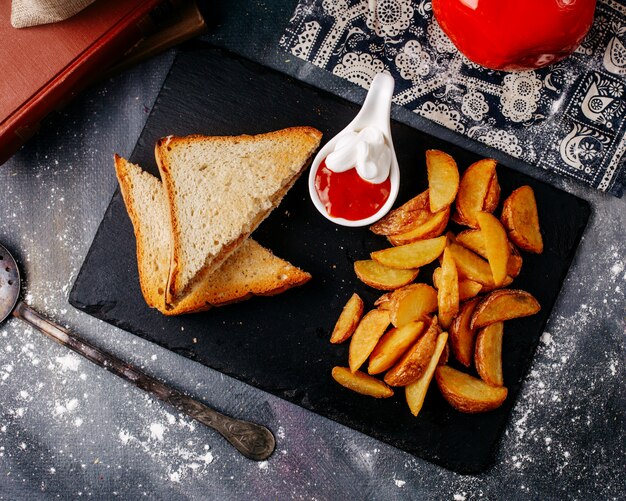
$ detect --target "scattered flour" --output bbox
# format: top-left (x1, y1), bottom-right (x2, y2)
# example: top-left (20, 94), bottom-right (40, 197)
top-left (114, 415), bottom-right (215, 484)
top-left (149, 423), bottom-right (165, 441)
top-left (53, 398), bottom-right (79, 416)
top-left (55, 354), bottom-right (80, 372)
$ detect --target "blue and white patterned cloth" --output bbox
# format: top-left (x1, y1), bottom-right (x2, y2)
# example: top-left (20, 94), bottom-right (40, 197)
top-left (280, 0), bottom-right (626, 196)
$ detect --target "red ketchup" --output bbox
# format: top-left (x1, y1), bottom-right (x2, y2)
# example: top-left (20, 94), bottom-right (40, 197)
top-left (314, 158), bottom-right (391, 221)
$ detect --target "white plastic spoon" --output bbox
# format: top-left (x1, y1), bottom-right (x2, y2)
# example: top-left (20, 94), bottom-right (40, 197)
top-left (309, 72), bottom-right (400, 227)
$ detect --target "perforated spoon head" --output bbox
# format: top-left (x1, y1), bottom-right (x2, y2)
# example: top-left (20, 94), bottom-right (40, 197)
top-left (0, 243), bottom-right (20, 323)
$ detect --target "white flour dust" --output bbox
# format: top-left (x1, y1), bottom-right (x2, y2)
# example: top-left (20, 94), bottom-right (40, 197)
top-left (116, 410), bottom-right (215, 484)
top-left (55, 353), bottom-right (81, 372)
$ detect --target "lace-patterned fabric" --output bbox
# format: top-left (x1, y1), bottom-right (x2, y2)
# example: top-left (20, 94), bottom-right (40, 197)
top-left (280, 0), bottom-right (626, 196)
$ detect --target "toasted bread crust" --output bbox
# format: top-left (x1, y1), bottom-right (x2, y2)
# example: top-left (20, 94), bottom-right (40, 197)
top-left (155, 127), bottom-right (322, 305)
top-left (114, 154), bottom-right (168, 311)
top-left (114, 154), bottom-right (313, 316)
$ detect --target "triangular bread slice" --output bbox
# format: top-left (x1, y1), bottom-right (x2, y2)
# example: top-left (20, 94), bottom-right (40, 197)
top-left (114, 155), bottom-right (311, 315)
top-left (155, 127), bottom-right (322, 304)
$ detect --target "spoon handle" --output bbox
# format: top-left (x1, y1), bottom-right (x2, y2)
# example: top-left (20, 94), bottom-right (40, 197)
top-left (12, 301), bottom-right (275, 461)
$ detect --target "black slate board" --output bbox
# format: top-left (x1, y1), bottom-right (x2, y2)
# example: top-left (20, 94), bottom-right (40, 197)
top-left (70, 44), bottom-right (590, 473)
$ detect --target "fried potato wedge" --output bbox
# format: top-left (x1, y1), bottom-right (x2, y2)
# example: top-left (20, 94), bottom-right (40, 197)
top-left (455, 159), bottom-right (497, 228)
top-left (438, 248), bottom-right (459, 329)
top-left (332, 367), bottom-right (394, 398)
top-left (330, 293), bottom-right (364, 344)
top-left (368, 321), bottom-right (425, 374)
top-left (405, 332), bottom-right (449, 416)
top-left (449, 297), bottom-right (480, 367)
top-left (451, 210), bottom-right (465, 225)
top-left (456, 230), bottom-right (523, 278)
top-left (475, 322), bottom-right (504, 387)
top-left (388, 208), bottom-right (449, 246)
top-left (433, 267), bottom-right (483, 302)
top-left (476, 212), bottom-right (510, 287)
top-left (501, 185), bottom-right (543, 254)
top-left (439, 341), bottom-right (450, 366)
top-left (459, 280), bottom-right (483, 301)
top-left (389, 283), bottom-right (438, 327)
top-left (370, 190), bottom-right (430, 236)
top-left (470, 289), bottom-right (541, 329)
top-left (507, 246), bottom-right (523, 278)
top-left (447, 242), bottom-right (495, 287)
top-left (385, 317), bottom-right (439, 386)
top-left (376, 283), bottom-right (420, 307)
top-left (426, 150), bottom-right (460, 213)
top-left (354, 260), bottom-right (419, 290)
top-left (479, 275), bottom-right (514, 293)
top-left (483, 173), bottom-right (500, 213)
top-left (348, 309), bottom-right (391, 372)
top-left (455, 229), bottom-right (487, 255)
top-left (435, 365), bottom-right (508, 413)
top-left (374, 292), bottom-right (392, 310)
top-left (371, 236), bottom-right (446, 270)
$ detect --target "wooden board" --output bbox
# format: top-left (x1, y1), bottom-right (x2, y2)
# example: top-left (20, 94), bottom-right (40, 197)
top-left (69, 44), bottom-right (590, 473)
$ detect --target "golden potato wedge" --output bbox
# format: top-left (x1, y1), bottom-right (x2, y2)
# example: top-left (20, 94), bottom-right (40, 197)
top-left (387, 208), bottom-right (449, 246)
top-left (426, 150), bottom-right (460, 213)
top-left (435, 365), bottom-right (508, 413)
top-left (447, 242), bottom-right (495, 287)
top-left (445, 230), bottom-right (457, 246)
top-left (332, 367), bottom-right (394, 398)
top-left (354, 260), bottom-right (419, 290)
top-left (385, 317), bottom-right (439, 386)
top-left (405, 332), bottom-right (449, 416)
top-left (330, 293), bottom-right (364, 344)
top-left (470, 289), bottom-right (541, 329)
top-left (507, 246), bottom-right (523, 278)
top-left (376, 283), bottom-right (419, 306)
top-left (433, 267), bottom-right (483, 301)
top-left (368, 321), bottom-right (425, 374)
top-left (370, 190), bottom-right (430, 236)
top-left (456, 230), bottom-right (523, 278)
top-left (374, 292), bottom-right (392, 310)
top-left (479, 274), bottom-right (514, 293)
top-left (476, 212), bottom-right (510, 287)
top-left (449, 297), bottom-right (480, 367)
top-left (431, 267), bottom-right (441, 287)
top-left (438, 248), bottom-right (459, 329)
top-left (376, 283), bottom-right (432, 316)
top-left (455, 229), bottom-right (487, 256)
top-left (451, 210), bottom-right (465, 226)
top-left (501, 185), bottom-right (543, 254)
top-left (439, 340), bottom-right (450, 366)
top-left (458, 280), bottom-right (483, 301)
top-left (348, 309), bottom-right (391, 372)
top-left (389, 283), bottom-right (438, 327)
top-left (371, 236), bottom-right (446, 270)
top-left (483, 173), bottom-right (500, 213)
top-left (455, 159), bottom-right (497, 228)
top-left (475, 322), bottom-right (504, 387)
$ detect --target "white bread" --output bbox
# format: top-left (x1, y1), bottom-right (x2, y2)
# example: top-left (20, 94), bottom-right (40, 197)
top-left (114, 155), bottom-right (311, 315)
top-left (155, 127), bottom-right (322, 304)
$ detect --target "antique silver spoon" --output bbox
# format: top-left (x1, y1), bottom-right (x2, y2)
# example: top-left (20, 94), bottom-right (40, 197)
top-left (0, 242), bottom-right (275, 461)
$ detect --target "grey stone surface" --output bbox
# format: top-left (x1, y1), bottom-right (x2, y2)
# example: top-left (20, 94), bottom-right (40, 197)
top-left (0, 1), bottom-right (624, 499)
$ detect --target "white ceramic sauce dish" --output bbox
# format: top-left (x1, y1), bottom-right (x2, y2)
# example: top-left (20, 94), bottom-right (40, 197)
top-left (309, 72), bottom-right (400, 227)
